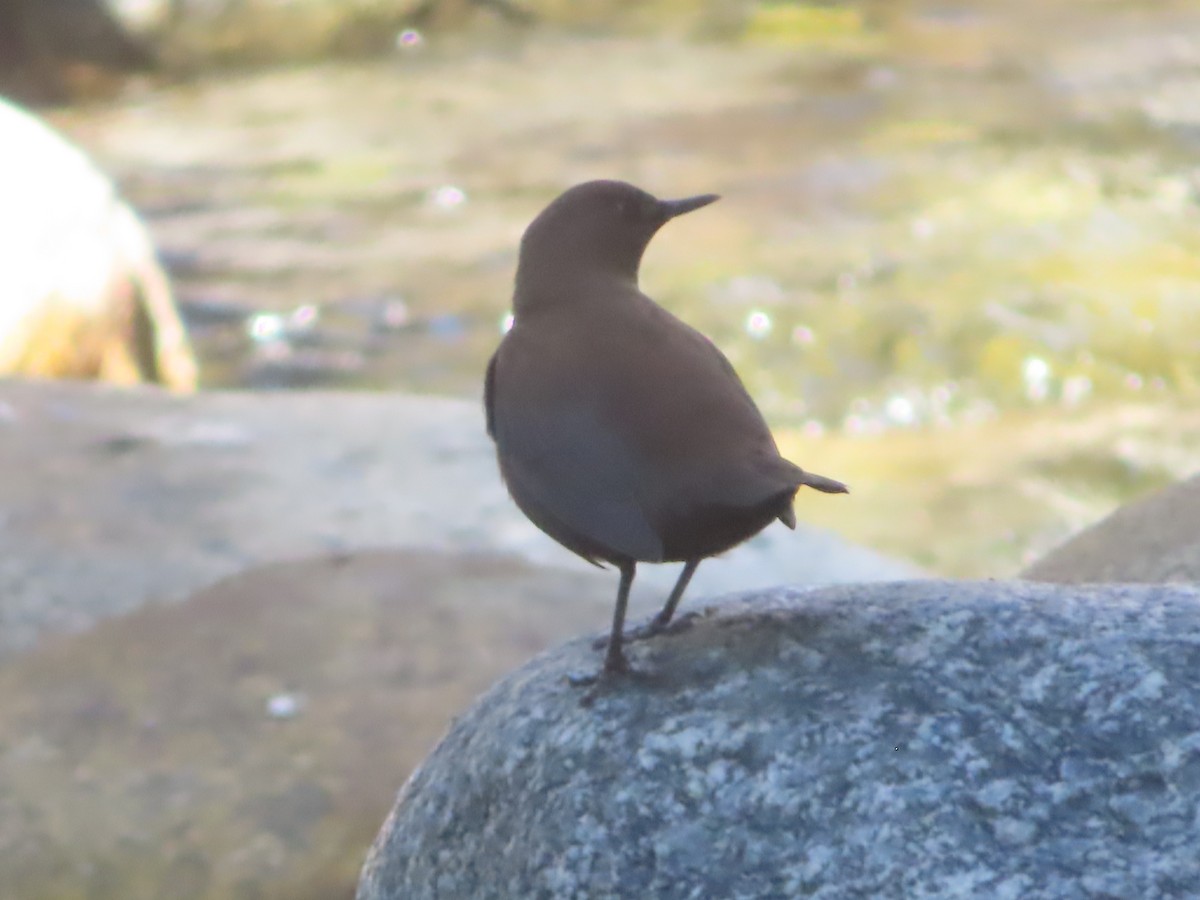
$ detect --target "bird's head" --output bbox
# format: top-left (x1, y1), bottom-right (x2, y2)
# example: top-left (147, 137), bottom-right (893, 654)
top-left (513, 180), bottom-right (719, 308)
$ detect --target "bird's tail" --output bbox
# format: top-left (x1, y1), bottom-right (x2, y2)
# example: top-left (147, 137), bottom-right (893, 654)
top-left (774, 467), bottom-right (848, 529)
top-left (799, 470), bottom-right (849, 495)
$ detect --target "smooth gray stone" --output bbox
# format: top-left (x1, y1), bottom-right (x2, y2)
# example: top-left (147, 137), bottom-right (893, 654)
top-left (359, 579), bottom-right (1200, 900)
top-left (1023, 473), bottom-right (1200, 583)
top-left (0, 549), bottom-right (629, 900)
top-left (0, 379), bottom-right (917, 659)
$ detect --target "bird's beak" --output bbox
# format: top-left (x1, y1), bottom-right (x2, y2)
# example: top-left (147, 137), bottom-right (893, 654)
top-left (658, 193), bottom-right (720, 220)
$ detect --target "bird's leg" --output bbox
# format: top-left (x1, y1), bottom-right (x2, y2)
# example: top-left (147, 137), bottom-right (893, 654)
top-left (589, 558), bottom-right (703, 651)
top-left (576, 563), bottom-right (638, 686)
top-left (602, 561), bottom-right (637, 675)
top-left (647, 558), bottom-right (700, 634)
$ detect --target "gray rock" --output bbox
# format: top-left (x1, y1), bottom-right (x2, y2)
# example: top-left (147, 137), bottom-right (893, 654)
top-left (0, 99), bottom-right (195, 390)
top-left (358, 579), bottom-right (1200, 900)
top-left (0, 0), bottom-right (154, 103)
top-left (0, 549), bottom-right (633, 900)
top-left (1023, 473), bottom-right (1200, 583)
top-left (0, 379), bottom-right (916, 659)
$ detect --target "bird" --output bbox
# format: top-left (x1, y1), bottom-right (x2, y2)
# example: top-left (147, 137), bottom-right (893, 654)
top-left (485, 179), bottom-right (847, 678)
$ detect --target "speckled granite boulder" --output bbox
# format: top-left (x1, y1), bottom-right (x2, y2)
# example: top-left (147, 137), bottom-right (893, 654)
top-left (1023, 472), bottom-right (1200, 583)
top-left (358, 580), bottom-right (1200, 900)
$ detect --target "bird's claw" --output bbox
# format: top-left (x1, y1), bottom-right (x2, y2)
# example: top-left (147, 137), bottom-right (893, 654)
top-left (590, 618), bottom-right (667, 651)
top-left (567, 650), bottom-right (636, 702)
top-left (590, 611), bottom-right (700, 651)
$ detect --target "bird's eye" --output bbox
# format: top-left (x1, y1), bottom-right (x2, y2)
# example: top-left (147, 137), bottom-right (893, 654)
top-left (613, 198), bottom-right (650, 220)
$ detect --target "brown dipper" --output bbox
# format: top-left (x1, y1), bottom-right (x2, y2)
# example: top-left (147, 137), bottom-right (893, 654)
top-left (485, 180), bottom-right (848, 677)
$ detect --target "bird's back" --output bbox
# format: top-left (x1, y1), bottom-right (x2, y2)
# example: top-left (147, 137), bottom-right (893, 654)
top-left (488, 283), bottom-right (806, 564)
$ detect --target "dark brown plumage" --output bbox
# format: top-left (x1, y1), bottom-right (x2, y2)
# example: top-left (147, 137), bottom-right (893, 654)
top-left (485, 180), bottom-right (847, 676)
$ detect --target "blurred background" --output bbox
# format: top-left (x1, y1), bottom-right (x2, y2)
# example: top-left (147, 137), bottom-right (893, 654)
top-left (4, 3), bottom-right (1200, 898)
top-left (5, 0), bottom-right (1200, 576)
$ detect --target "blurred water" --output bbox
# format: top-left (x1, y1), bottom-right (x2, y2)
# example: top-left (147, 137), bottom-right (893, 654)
top-left (69, 3), bottom-right (1200, 421)
top-left (49, 0), bottom-right (1200, 573)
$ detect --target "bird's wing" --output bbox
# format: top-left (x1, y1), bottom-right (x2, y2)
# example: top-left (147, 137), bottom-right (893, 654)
top-left (484, 350), bottom-right (498, 439)
top-left (617, 305), bottom-right (802, 508)
top-left (491, 389), bottom-right (665, 564)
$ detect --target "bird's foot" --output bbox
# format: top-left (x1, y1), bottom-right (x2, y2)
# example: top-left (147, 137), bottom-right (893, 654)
top-left (567, 643), bottom-right (635, 690)
top-left (588, 636), bottom-right (624, 653)
top-left (589, 618), bottom-right (662, 651)
top-left (569, 651), bottom-right (656, 706)
top-left (604, 646), bottom-right (633, 676)
top-left (589, 610), bottom-right (698, 650)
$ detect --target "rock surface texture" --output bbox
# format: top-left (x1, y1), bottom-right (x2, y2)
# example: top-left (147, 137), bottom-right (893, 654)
top-left (0, 379), bottom-right (916, 658)
top-left (359, 580), bottom-right (1200, 900)
top-left (1023, 473), bottom-right (1200, 583)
